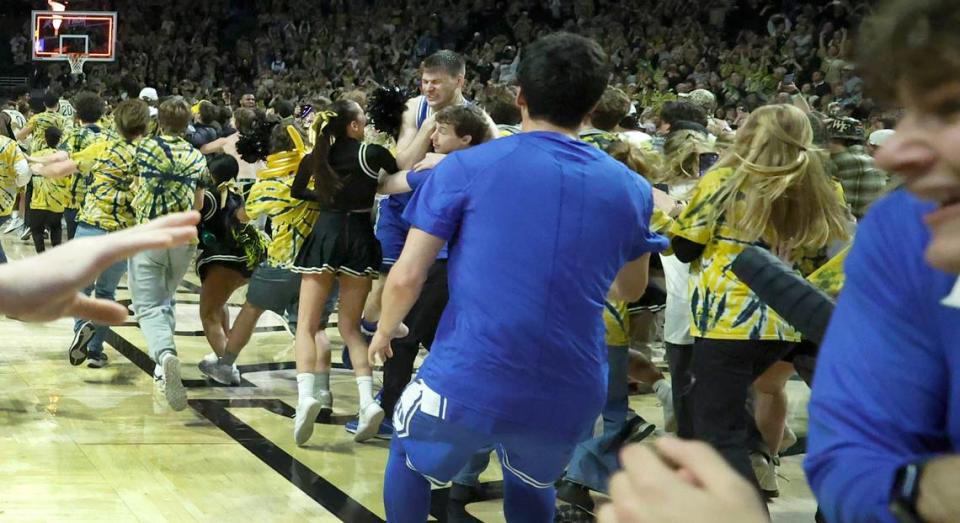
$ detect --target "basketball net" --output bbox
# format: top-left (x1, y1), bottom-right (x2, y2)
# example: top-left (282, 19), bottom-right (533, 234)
top-left (66, 53), bottom-right (87, 77)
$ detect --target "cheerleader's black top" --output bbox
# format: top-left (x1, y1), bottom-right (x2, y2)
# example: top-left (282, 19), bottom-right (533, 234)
top-left (291, 137), bottom-right (397, 211)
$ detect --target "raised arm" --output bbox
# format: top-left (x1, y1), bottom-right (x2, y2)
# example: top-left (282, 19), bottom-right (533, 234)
top-left (395, 98), bottom-right (436, 170)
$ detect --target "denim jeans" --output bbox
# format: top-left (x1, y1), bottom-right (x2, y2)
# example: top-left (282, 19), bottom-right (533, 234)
top-left (127, 244), bottom-right (196, 363)
top-left (74, 224), bottom-right (128, 355)
top-left (63, 208), bottom-right (79, 240)
top-left (560, 345), bottom-right (629, 493)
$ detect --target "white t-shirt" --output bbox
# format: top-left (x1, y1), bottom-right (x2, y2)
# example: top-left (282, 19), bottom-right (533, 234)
top-left (662, 180), bottom-right (697, 346)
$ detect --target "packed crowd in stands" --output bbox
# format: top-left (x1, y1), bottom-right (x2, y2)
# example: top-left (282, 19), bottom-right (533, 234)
top-left (8, 0), bottom-right (891, 130)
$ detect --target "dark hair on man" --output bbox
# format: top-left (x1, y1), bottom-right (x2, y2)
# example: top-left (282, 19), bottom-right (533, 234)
top-left (198, 101), bottom-right (220, 126)
top-left (72, 91), bottom-right (104, 123)
top-left (311, 99), bottom-right (364, 204)
top-left (591, 86), bottom-right (631, 131)
top-left (43, 91), bottom-right (60, 109)
top-left (113, 99), bottom-right (151, 140)
top-left (436, 105), bottom-right (493, 145)
top-left (517, 32), bottom-right (610, 129)
top-left (44, 126), bottom-right (62, 149)
top-left (422, 50), bottom-right (466, 77)
top-left (660, 101), bottom-right (708, 129)
top-left (483, 85), bottom-right (521, 125)
top-left (858, 0), bottom-right (960, 104)
top-left (158, 97), bottom-right (192, 135)
top-left (270, 98), bottom-right (295, 119)
top-left (207, 153), bottom-right (240, 185)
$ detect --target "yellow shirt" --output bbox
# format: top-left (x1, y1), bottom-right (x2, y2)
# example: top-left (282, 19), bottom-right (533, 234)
top-left (30, 148), bottom-right (71, 213)
top-left (75, 139), bottom-right (139, 231)
top-left (61, 124), bottom-right (116, 209)
top-left (132, 135), bottom-right (208, 224)
top-left (245, 150), bottom-right (319, 268)
top-left (807, 246), bottom-right (849, 298)
top-left (672, 167), bottom-right (805, 342)
top-left (603, 300), bottom-right (630, 347)
top-left (27, 111), bottom-right (67, 153)
top-left (0, 136), bottom-right (26, 217)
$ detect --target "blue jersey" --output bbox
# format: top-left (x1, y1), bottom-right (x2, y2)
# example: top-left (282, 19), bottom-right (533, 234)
top-left (402, 131), bottom-right (668, 438)
top-left (805, 190), bottom-right (960, 523)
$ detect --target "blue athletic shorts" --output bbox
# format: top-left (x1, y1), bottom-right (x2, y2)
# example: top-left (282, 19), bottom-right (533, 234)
top-left (375, 212), bottom-right (407, 272)
top-left (392, 379), bottom-right (588, 488)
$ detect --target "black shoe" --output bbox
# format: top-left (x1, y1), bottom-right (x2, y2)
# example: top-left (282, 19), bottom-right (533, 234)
top-left (556, 479), bottom-right (595, 512)
top-left (87, 353), bottom-right (109, 368)
top-left (555, 503), bottom-right (595, 522)
top-left (68, 321), bottom-right (95, 366)
top-left (449, 483), bottom-right (484, 503)
top-left (624, 418), bottom-right (657, 444)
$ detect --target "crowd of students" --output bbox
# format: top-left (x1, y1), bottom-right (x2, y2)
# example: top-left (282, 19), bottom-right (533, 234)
top-left (1, 0), bottom-right (958, 521)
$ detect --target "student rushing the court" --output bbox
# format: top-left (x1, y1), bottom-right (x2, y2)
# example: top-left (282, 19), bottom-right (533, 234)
top-left (370, 32), bottom-right (667, 522)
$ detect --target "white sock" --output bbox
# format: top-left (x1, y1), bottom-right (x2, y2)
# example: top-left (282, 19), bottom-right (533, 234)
top-left (653, 378), bottom-right (670, 397)
top-left (313, 371), bottom-right (330, 398)
top-left (296, 373), bottom-right (316, 403)
top-left (357, 376), bottom-right (374, 409)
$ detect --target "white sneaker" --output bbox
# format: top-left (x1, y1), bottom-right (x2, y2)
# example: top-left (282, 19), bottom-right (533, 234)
top-left (317, 389), bottom-right (333, 416)
top-left (3, 217), bottom-right (21, 234)
top-left (198, 353), bottom-right (240, 386)
top-left (750, 453), bottom-right (779, 498)
top-left (655, 382), bottom-right (676, 433)
top-left (161, 355), bottom-right (187, 412)
top-left (354, 402), bottom-right (385, 443)
top-left (294, 398), bottom-right (322, 446)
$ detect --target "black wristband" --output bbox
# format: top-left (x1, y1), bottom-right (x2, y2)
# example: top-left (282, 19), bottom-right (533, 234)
top-left (890, 462), bottom-right (927, 523)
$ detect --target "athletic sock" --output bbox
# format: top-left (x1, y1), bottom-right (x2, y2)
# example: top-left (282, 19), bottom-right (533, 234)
top-left (653, 378), bottom-right (669, 395)
top-left (313, 371), bottom-right (330, 398)
top-left (220, 352), bottom-right (238, 366)
top-left (296, 373), bottom-right (316, 403)
top-left (357, 376), bottom-right (375, 409)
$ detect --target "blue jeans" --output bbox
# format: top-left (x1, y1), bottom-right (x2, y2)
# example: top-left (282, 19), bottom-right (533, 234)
top-left (127, 244), bottom-right (196, 363)
top-left (74, 224), bottom-right (128, 355)
top-left (563, 345), bottom-right (629, 493)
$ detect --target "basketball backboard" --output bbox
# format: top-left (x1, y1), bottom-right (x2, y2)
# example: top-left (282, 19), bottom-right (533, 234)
top-left (31, 10), bottom-right (117, 63)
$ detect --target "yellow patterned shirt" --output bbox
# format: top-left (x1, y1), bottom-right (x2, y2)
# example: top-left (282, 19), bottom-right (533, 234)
top-left (30, 148), bottom-right (71, 213)
top-left (245, 150), bottom-right (319, 268)
top-left (672, 167), bottom-right (804, 342)
top-left (0, 136), bottom-right (26, 217)
top-left (61, 124), bottom-right (116, 209)
top-left (27, 111), bottom-right (67, 153)
top-left (132, 135), bottom-right (208, 224)
top-left (75, 139), bottom-right (139, 231)
top-left (603, 300), bottom-right (630, 347)
top-left (807, 246), bottom-right (849, 298)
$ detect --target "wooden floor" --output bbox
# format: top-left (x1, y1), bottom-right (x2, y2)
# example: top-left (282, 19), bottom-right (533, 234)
top-left (0, 232), bottom-right (818, 522)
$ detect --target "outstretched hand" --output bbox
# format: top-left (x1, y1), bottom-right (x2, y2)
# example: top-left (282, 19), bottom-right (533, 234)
top-left (597, 438), bottom-right (768, 523)
top-left (367, 323), bottom-right (410, 366)
top-left (414, 153), bottom-right (446, 172)
top-left (0, 211), bottom-right (200, 323)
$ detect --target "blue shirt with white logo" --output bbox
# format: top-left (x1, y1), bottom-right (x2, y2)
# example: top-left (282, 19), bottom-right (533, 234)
top-left (403, 131), bottom-right (668, 439)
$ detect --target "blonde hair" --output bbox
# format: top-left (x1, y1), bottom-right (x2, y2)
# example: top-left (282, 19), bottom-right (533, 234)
top-left (605, 140), bottom-right (662, 181)
top-left (711, 104), bottom-right (849, 251)
top-left (658, 129), bottom-right (714, 186)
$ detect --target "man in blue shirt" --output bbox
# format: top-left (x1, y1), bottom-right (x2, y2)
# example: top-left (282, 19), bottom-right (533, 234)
top-left (369, 32), bottom-right (667, 522)
top-left (804, 0), bottom-right (960, 521)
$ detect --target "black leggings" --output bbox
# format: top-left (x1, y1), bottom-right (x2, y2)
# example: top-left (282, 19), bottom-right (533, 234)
top-left (28, 209), bottom-right (63, 253)
top-left (688, 338), bottom-right (794, 486)
top-left (380, 260), bottom-right (449, 419)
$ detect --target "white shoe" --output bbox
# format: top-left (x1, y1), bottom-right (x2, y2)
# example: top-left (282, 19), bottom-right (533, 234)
top-left (161, 355), bottom-right (187, 412)
top-left (780, 425), bottom-right (798, 454)
top-left (354, 402), bottom-right (385, 443)
top-left (198, 353), bottom-right (240, 386)
top-left (317, 389), bottom-right (333, 416)
top-left (655, 382), bottom-right (676, 433)
top-left (294, 398), bottom-right (322, 446)
top-left (3, 217), bottom-right (21, 234)
top-left (750, 453), bottom-right (779, 498)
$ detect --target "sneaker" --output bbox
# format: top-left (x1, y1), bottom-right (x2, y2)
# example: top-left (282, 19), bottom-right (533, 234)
top-left (353, 402), bottom-right (385, 442)
top-left (18, 226), bottom-right (30, 241)
top-left (198, 353), bottom-right (240, 386)
top-left (556, 479), bottom-right (595, 513)
top-left (3, 217), bottom-right (21, 234)
top-left (751, 453), bottom-right (779, 499)
top-left (68, 321), bottom-right (95, 366)
top-left (161, 355), bottom-right (187, 412)
top-left (625, 417), bottom-right (656, 444)
top-left (317, 389), bottom-right (333, 417)
top-left (344, 418), bottom-right (393, 439)
top-left (86, 353), bottom-right (109, 368)
top-left (294, 397), bottom-right (322, 446)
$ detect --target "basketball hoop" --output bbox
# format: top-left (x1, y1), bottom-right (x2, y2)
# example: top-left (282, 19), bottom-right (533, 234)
top-left (66, 53), bottom-right (87, 76)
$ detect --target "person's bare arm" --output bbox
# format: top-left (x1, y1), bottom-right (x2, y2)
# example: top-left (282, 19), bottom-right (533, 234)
top-left (377, 170), bottom-right (413, 195)
top-left (609, 253), bottom-right (651, 302)
top-left (200, 137), bottom-right (229, 154)
top-left (395, 98), bottom-right (436, 170)
top-left (31, 159), bottom-right (80, 179)
top-left (193, 187), bottom-right (205, 211)
top-left (14, 123), bottom-right (32, 142)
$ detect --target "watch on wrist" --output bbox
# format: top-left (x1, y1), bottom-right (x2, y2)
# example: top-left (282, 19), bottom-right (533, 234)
top-left (890, 461), bottom-right (927, 523)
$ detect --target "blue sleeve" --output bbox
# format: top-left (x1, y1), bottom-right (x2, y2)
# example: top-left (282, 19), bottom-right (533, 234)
top-left (401, 155), bottom-right (469, 241)
top-left (629, 175), bottom-right (669, 259)
top-left (406, 168), bottom-right (431, 190)
top-left (804, 192), bottom-right (948, 523)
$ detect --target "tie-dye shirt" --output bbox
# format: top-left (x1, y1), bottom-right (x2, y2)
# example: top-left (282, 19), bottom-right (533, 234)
top-left (0, 136), bottom-right (26, 217)
top-left (61, 124), bottom-right (117, 209)
top-left (29, 148), bottom-right (71, 213)
top-left (75, 139), bottom-right (139, 231)
top-left (132, 135), bottom-right (207, 223)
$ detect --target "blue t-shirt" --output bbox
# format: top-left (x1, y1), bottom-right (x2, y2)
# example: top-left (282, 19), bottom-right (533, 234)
top-left (376, 191), bottom-right (449, 265)
top-left (402, 131), bottom-right (668, 439)
top-left (804, 189), bottom-right (960, 523)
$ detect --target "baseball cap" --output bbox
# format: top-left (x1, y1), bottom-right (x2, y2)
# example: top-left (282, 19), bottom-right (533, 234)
top-left (868, 129), bottom-right (895, 147)
top-left (139, 87), bottom-right (159, 101)
top-left (827, 117), bottom-right (866, 142)
top-left (678, 89), bottom-right (717, 111)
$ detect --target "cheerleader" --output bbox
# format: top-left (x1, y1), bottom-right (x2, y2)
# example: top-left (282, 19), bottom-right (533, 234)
top-left (288, 100), bottom-right (400, 445)
top-left (195, 153), bottom-right (266, 369)
top-left (670, 104), bottom-right (849, 494)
